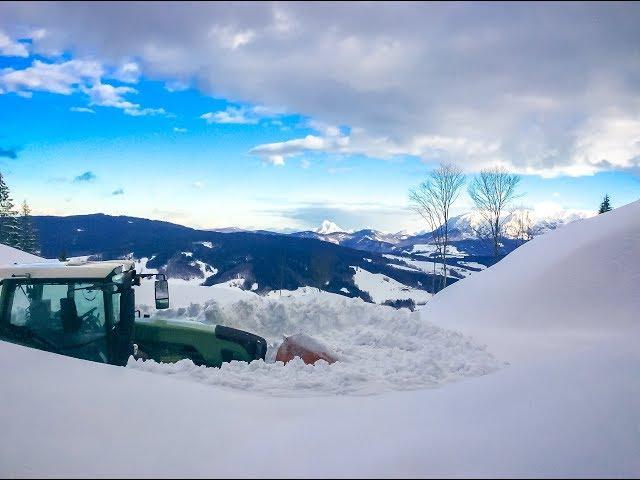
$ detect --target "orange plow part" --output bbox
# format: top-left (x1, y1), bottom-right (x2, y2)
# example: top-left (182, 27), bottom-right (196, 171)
top-left (275, 334), bottom-right (337, 365)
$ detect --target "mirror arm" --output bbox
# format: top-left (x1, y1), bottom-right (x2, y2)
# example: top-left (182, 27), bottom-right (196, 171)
top-left (137, 273), bottom-right (167, 281)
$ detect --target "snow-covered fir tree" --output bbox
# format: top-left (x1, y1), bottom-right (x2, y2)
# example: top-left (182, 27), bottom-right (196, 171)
top-left (0, 173), bottom-right (20, 247)
top-left (598, 194), bottom-right (612, 214)
top-left (18, 200), bottom-right (39, 254)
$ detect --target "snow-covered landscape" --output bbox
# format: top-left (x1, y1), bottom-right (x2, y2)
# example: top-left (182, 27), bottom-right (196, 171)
top-left (1, 200), bottom-right (638, 477)
top-left (1, 2), bottom-right (639, 478)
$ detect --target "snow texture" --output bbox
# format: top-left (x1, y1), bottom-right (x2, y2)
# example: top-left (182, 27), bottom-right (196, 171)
top-left (132, 285), bottom-right (497, 395)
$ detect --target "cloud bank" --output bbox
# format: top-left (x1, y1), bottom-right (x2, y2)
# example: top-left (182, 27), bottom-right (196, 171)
top-left (0, 2), bottom-right (638, 175)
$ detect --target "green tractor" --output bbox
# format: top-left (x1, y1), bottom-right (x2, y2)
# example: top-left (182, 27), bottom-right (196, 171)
top-left (0, 260), bottom-right (267, 367)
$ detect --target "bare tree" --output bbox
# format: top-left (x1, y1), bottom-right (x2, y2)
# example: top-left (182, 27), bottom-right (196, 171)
top-left (409, 192), bottom-right (441, 292)
top-left (468, 166), bottom-right (521, 259)
top-left (508, 206), bottom-right (535, 246)
top-left (409, 162), bottom-right (465, 290)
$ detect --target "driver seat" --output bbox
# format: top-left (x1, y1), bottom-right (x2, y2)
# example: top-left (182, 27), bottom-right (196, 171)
top-left (60, 298), bottom-right (82, 333)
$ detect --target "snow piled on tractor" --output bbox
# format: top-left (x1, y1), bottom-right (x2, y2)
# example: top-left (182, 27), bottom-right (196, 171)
top-left (131, 287), bottom-right (503, 395)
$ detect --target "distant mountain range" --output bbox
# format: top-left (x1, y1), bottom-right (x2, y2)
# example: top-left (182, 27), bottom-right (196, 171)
top-left (290, 208), bottom-right (593, 255)
top-left (31, 214), bottom-right (447, 305)
top-left (28, 208), bottom-right (591, 306)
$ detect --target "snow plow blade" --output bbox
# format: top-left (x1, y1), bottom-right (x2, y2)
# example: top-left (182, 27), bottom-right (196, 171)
top-left (276, 333), bottom-right (337, 365)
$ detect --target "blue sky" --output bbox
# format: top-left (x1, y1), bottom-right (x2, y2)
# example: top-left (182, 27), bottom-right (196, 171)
top-left (0, 3), bottom-right (638, 232)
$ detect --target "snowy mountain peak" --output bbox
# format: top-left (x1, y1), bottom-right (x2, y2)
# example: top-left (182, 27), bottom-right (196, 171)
top-left (445, 208), bottom-right (594, 240)
top-left (316, 220), bottom-right (346, 235)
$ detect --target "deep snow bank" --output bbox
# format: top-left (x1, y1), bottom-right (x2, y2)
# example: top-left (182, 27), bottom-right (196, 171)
top-left (2, 326), bottom-right (638, 478)
top-left (132, 287), bottom-right (501, 395)
top-left (423, 200), bottom-right (640, 357)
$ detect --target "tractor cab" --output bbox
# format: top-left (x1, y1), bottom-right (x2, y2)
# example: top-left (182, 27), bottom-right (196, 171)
top-left (0, 260), bottom-right (267, 368)
top-left (0, 260), bottom-right (142, 365)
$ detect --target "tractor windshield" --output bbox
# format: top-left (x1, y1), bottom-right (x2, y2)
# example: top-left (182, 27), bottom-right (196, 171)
top-left (2, 280), bottom-right (110, 363)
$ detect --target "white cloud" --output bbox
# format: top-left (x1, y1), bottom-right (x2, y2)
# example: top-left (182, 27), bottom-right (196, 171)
top-left (249, 126), bottom-right (507, 172)
top-left (201, 107), bottom-right (258, 125)
top-left (83, 83), bottom-right (167, 116)
top-left (83, 82), bottom-right (137, 109)
top-left (193, 181), bottom-right (205, 188)
top-left (124, 107), bottom-right (167, 117)
top-left (250, 134), bottom-right (350, 166)
top-left (0, 55), bottom-right (165, 117)
top-left (0, 30), bottom-right (28, 57)
top-left (112, 61), bottom-right (140, 83)
top-left (570, 111), bottom-right (640, 174)
top-left (306, 120), bottom-right (341, 137)
top-left (0, 59), bottom-right (103, 95)
top-left (200, 104), bottom-right (286, 125)
top-left (173, 127), bottom-right (187, 133)
top-left (70, 106), bottom-right (95, 113)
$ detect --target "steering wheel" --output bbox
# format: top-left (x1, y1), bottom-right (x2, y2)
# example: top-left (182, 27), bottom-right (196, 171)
top-left (78, 307), bottom-right (101, 329)
top-left (78, 306), bottom-right (98, 320)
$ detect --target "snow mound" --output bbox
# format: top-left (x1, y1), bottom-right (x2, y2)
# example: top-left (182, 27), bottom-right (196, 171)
top-left (132, 290), bottom-right (501, 395)
top-left (425, 200), bottom-right (640, 355)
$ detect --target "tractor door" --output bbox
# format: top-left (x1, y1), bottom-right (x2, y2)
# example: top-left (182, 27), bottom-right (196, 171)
top-left (0, 280), bottom-right (111, 364)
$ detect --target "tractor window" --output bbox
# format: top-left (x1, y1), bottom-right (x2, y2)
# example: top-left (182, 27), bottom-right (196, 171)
top-left (112, 292), bottom-right (121, 326)
top-left (6, 282), bottom-right (109, 363)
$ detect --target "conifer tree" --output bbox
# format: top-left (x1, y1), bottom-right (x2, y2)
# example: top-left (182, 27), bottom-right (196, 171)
top-left (598, 194), bottom-right (612, 214)
top-left (0, 172), bottom-right (19, 247)
top-left (18, 200), bottom-right (39, 254)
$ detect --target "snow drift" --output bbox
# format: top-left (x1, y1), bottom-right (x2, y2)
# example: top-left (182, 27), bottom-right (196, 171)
top-left (423, 200), bottom-right (640, 359)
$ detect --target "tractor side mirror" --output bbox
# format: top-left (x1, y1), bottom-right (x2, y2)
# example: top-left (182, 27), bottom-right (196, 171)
top-left (154, 279), bottom-right (169, 309)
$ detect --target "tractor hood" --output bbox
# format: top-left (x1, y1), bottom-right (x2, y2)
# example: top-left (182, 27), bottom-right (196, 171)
top-left (134, 317), bottom-right (267, 367)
